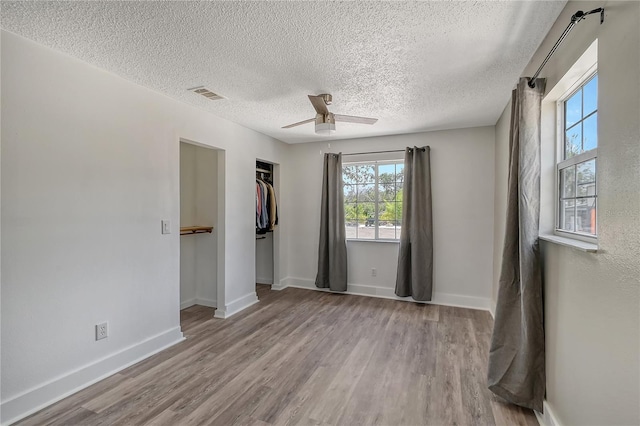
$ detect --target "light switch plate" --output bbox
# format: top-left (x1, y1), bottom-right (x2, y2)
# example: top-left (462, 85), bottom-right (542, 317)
top-left (161, 220), bottom-right (171, 234)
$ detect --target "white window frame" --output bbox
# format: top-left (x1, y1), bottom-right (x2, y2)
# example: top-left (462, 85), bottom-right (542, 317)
top-left (554, 69), bottom-right (598, 243)
top-left (342, 159), bottom-right (403, 242)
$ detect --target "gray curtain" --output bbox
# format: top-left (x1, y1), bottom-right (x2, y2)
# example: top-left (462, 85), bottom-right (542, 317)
top-left (395, 146), bottom-right (433, 301)
top-left (315, 153), bottom-right (348, 291)
top-left (488, 77), bottom-right (546, 412)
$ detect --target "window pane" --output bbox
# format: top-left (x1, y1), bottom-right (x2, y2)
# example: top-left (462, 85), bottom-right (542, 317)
top-left (396, 163), bottom-right (405, 183)
top-left (583, 113), bottom-right (597, 151)
top-left (559, 199), bottom-right (576, 232)
top-left (560, 166), bottom-right (576, 198)
top-left (357, 220), bottom-right (375, 239)
top-left (395, 223), bottom-right (402, 240)
top-left (343, 184), bottom-right (357, 203)
top-left (377, 202), bottom-right (395, 239)
top-left (583, 74), bottom-right (598, 115)
top-left (378, 171), bottom-right (397, 199)
top-left (357, 165), bottom-right (375, 183)
top-left (358, 202), bottom-right (375, 222)
top-left (357, 184), bottom-right (375, 202)
top-left (565, 90), bottom-right (582, 128)
top-left (379, 185), bottom-right (396, 202)
top-left (576, 198), bottom-right (596, 235)
top-left (577, 159), bottom-right (596, 197)
top-left (344, 202), bottom-right (359, 223)
top-left (345, 223), bottom-right (357, 239)
top-left (565, 124), bottom-right (582, 159)
top-left (378, 201), bottom-right (396, 224)
top-left (378, 163), bottom-right (395, 175)
top-left (342, 165), bottom-right (358, 184)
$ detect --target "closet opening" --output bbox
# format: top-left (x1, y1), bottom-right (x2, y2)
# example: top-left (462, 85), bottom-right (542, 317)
top-left (179, 140), bottom-right (225, 326)
top-left (256, 159), bottom-right (280, 299)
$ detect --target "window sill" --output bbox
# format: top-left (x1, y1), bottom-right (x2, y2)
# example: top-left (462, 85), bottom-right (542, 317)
top-left (539, 234), bottom-right (598, 253)
top-left (346, 239), bottom-right (400, 244)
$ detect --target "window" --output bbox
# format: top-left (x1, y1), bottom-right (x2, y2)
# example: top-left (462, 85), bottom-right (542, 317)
top-left (557, 73), bottom-right (597, 238)
top-left (343, 161), bottom-right (404, 240)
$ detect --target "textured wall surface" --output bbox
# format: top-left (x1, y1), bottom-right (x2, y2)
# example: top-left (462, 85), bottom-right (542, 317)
top-left (492, 2), bottom-right (640, 424)
top-left (0, 1), bottom-right (566, 143)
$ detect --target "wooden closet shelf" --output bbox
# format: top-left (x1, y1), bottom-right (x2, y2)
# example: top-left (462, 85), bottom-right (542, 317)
top-left (180, 226), bottom-right (213, 235)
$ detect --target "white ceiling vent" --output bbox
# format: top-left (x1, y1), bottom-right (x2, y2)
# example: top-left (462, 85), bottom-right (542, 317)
top-left (188, 86), bottom-right (224, 101)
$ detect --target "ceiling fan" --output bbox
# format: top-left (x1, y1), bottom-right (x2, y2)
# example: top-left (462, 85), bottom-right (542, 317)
top-left (282, 94), bottom-right (378, 135)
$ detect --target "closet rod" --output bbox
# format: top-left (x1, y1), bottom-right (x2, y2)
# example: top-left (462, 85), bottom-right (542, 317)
top-left (256, 167), bottom-right (271, 174)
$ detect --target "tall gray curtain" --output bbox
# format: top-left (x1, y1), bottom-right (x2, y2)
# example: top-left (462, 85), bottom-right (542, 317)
top-left (488, 77), bottom-right (546, 412)
top-left (315, 153), bottom-right (348, 291)
top-left (395, 146), bottom-right (433, 301)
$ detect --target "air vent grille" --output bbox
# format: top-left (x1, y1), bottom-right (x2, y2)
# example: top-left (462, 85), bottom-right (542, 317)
top-left (188, 86), bottom-right (224, 101)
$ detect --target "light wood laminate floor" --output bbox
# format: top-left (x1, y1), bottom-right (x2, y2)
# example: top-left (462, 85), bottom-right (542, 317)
top-left (17, 285), bottom-right (538, 426)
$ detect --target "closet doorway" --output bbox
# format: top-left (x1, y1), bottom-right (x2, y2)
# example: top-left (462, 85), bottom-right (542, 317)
top-left (179, 140), bottom-right (225, 320)
top-left (255, 159), bottom-right (280, 298)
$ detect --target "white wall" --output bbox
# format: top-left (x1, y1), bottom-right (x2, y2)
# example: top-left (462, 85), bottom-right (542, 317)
top-left (256, 232), bottom-right (274, 284)
top-left (492, 102), bottom-right (510, 307)
top-left (492, 2), bottom-right (640, 424)
top-left (180, 143), bottom-right (218, 309)
top-left (285, 128), bottom-right (496, 309)
top-left (0, 30), bottom-right (290, 424)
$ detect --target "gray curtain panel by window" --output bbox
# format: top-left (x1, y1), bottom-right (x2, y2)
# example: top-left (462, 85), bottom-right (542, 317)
top-left (395, 146), bottom-right (433, 301)
top-left (315, 152), bottom-right (348, 292)
top-left (488, 77), bottom-right (546, 412)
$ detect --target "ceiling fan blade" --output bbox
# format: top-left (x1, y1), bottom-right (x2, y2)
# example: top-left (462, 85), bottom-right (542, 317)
top-left (282, 117), bottom-right (315, 129)
top-left (308, 95), bottom-right (330, 115)
top-left (334, 114), bottom-right (378, 125)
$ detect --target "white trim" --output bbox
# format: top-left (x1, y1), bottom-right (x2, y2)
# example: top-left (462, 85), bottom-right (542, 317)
top-left (346, 238), bottom-right (400, 244)
top-left (180, 298), bottom-right (197, 310)
top-left (213, 291), bottom-right (259, 319)
top-left (194, 297), bottom-right (217, 308)
top-left (489, 300), bottom-right (497, 319)
top-left (180, 297), bottom-right (217, 310)
top-left (279, 277), bottom-right (491, 312)
top-left (535, 400), bottom-right (563, 426)
top-left (270, 280), bottom-right (288, 291)
top-left (0, 327), bottom-right (184, 426)
top-left (539, 233), bottom-right (598, 253)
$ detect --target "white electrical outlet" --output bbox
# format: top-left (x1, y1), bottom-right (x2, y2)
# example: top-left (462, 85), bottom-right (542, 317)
top-left (96, 322), bottom-right (108, 340)
top-left (371, 268), bottom-right (377, 277)
top-left (161, 220), bottom-right (171, 234)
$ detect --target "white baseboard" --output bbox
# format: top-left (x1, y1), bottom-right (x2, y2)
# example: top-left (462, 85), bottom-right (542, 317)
top-left (489, 300), bottom-right (497, 319)
top-left (214, 291), bottom-right (259, 319)
top-left (180, 298), bottom-right (197, 310)
top-left (194, 297), bottom-right (217, 308)
top-left (0, 327), bottom-right (184, 426)
top-left (278, 277), bottom-right (491, 312)
top-left (180, 297), bottom-right (217, 310)
top-left (535, 400), bottom-right (562, 426)
top-left (256, 277), bottom-right (273, 285)
top-left (270, 280), bottom-right (288, 291)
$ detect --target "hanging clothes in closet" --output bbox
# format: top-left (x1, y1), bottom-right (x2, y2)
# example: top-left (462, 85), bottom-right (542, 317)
top-left (256, 177), bottom-right (278, 234)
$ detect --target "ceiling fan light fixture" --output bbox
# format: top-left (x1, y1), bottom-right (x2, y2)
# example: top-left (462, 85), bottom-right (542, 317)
top-left (315, 113), bottom-right (336, 135)
top-left (315, 122), bottom-right (336, 135)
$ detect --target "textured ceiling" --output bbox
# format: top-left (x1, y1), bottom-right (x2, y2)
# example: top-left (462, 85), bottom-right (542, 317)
top-left (1, 1), bottom-right (566, 144)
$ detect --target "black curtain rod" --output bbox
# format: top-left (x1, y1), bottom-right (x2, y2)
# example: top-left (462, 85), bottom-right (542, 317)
top-left (342, 148), bottom-right (424, 156)
top-left (343, 149), bottom-right (404, 156)
top-left (529, 7), bottom-right (604, 88)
